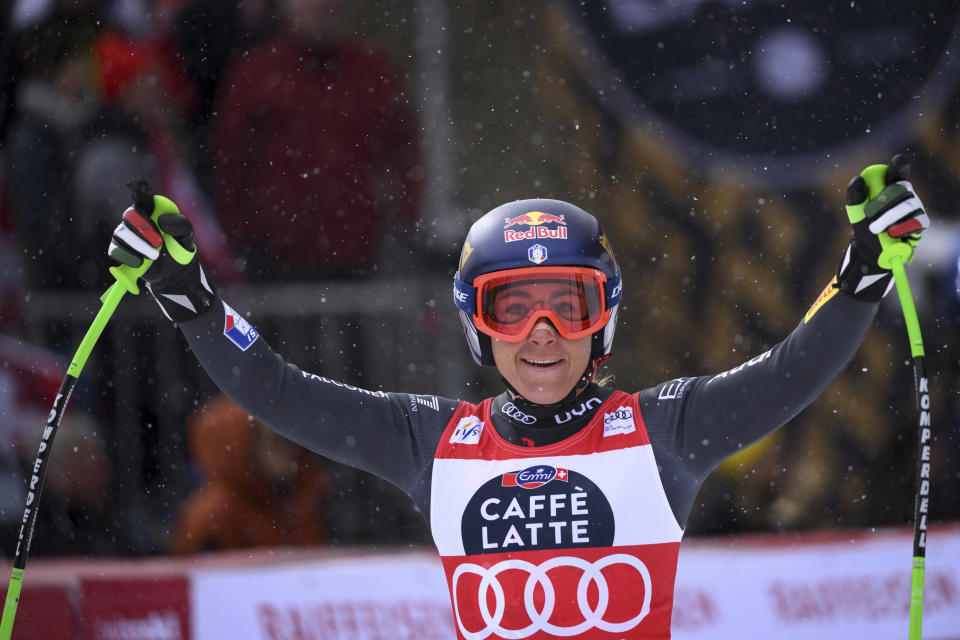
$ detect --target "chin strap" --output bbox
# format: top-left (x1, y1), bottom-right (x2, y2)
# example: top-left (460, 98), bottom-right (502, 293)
top-left (587, 353), bottom-right (612, 382)
top-left (499, 375), bottom-right (520, 397)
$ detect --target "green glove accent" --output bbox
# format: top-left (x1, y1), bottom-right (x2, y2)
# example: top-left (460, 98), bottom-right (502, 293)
top-left (108, 195), bottom-right (196, 295)
top-left (154, 196), bottom-right (197, 266)
top-left (844, 163), bottom-right (915, 268)
top-left (844, 164), bottom-right (885, 224)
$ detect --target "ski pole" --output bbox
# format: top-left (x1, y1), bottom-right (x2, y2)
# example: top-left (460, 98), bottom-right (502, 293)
top-left (859, 164), bottom-right (930, 640)
top-left (894, 261), bottom-right (930, 640)
top-left (0, 181), bottom-right (180, 640)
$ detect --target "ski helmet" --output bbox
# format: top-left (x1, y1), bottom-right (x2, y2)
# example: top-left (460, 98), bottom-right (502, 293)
top-left (453, 199), bottom-right (622, 367)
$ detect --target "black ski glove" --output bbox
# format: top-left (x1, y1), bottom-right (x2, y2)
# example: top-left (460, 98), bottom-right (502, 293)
top-left (108, 179), bottom-right (217, 322)
top-left (836, 154), bottom-right (930, 302)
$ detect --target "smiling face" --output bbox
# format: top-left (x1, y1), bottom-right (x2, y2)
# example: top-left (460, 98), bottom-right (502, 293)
top-left (490, 281), bottom-right (593, 405)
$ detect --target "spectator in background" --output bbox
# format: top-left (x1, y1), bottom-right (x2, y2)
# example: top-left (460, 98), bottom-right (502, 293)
top-left (0, 169), bottom-right (26, 330)
top-left (87, 28), bottom-right (242, 283)
top-left (170, 0), bottom-right (278, 127)
top-left (4, 9), bottom-right (240, 289)
top-left (211, 0), bottom-right (423, 281)
top-left (3, 9), bottom-right (103, 288)
top-left (172, 393), bottom-right (328, 554)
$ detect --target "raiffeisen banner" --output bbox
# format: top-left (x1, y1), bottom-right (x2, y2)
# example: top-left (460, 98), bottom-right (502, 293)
top-left (669, 529), bottom-right (960, 639)
top-left (190, 553), bottom-right (456, 640)
top-left (185, 527), bottom-right (960, 640)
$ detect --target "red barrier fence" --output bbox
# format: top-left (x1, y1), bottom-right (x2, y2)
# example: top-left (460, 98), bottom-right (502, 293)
top-left (4, 525), bottom-right (960, 640)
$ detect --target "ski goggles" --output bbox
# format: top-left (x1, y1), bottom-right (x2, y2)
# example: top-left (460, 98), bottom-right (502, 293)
top-left (468, 267), bottom-right (614, 342)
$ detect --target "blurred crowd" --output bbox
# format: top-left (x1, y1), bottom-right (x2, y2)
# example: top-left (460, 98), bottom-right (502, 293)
top-left (0, 0), bottom-right (958, 560)
top-left (0, 0), bottom-right (428, 557)
top-left (1, 0), bottom-right (423, 293)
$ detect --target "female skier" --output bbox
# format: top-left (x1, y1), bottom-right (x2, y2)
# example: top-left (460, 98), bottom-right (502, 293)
top-left (107, 156), bottom-right (928, 639)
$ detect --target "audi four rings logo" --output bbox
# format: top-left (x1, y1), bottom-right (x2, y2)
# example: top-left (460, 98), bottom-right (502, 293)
top-left (502, 402), bottom-right (537, 424)
top-left (603, 408), bottom-right (631, 424)
top-left (452, 554), bottom-right (652, 639)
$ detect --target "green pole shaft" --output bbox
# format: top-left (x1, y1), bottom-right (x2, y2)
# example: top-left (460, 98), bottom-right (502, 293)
top-left (68, 282), bottom-right (128, 377)
top-left (889, 259), bottom-right (929, 640)
top-left (853, 163), bottom-right (928, 639)
top-left (910, 556), bottom-right (926, 640)
top-left (0, 571), bottom-right (23, 640)
top-left (2, 183), bottom-right (173, 639)
top-left (0, 281), bottom-right (128, 640)
top-left (890, 261), bottom-right (925, 359)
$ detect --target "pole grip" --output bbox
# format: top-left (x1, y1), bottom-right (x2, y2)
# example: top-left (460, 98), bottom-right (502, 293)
top-left (108, 194), bottom-right (188, 295)
top-left (857, 164), bottom-right (915, 270)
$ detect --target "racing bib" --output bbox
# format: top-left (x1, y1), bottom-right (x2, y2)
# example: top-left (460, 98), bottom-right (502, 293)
top-left (431, 391), bottom-right (683, 639)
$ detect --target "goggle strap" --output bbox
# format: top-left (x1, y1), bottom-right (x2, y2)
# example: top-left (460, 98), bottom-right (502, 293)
top-left (453, 272), bottom-right (476, 315)
top-left (604, 273), bottom-right (622, 308)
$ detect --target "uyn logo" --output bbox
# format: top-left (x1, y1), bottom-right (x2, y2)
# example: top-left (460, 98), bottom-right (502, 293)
top-left (554, 396), bottom-right (602, 425)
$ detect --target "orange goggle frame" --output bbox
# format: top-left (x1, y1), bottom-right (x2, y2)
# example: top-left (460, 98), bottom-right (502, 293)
top-left (471, 267), bottom-right (610, 342)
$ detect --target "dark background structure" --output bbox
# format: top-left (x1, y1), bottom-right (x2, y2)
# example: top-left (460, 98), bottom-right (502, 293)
top-left (0, 0), bottom-right (958, 556)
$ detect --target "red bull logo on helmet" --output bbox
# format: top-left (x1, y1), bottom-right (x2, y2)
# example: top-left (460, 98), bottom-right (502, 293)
top-left (503, 211), bottom-right (568, 243)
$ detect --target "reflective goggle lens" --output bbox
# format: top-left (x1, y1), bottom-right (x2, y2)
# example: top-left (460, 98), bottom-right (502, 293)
top-left (475, 268), bottom-right (607, 341)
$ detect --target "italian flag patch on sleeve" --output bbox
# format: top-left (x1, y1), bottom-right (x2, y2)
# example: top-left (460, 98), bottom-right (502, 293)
top-left (223, 301), bottom-right (259, 351)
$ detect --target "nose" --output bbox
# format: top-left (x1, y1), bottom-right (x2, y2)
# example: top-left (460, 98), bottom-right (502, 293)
top-left (527, 318), bottom-right (559, 344)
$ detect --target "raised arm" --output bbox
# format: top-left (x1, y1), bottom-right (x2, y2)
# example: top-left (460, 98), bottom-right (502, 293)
top-left (105, 186), bottom-right (456, 507)
top-left (639, 157), bottom-right (930, 525)
top-left (648, 290), bottom-right (878, 478)
top-left (174, 300), bottom-right (455, 497)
